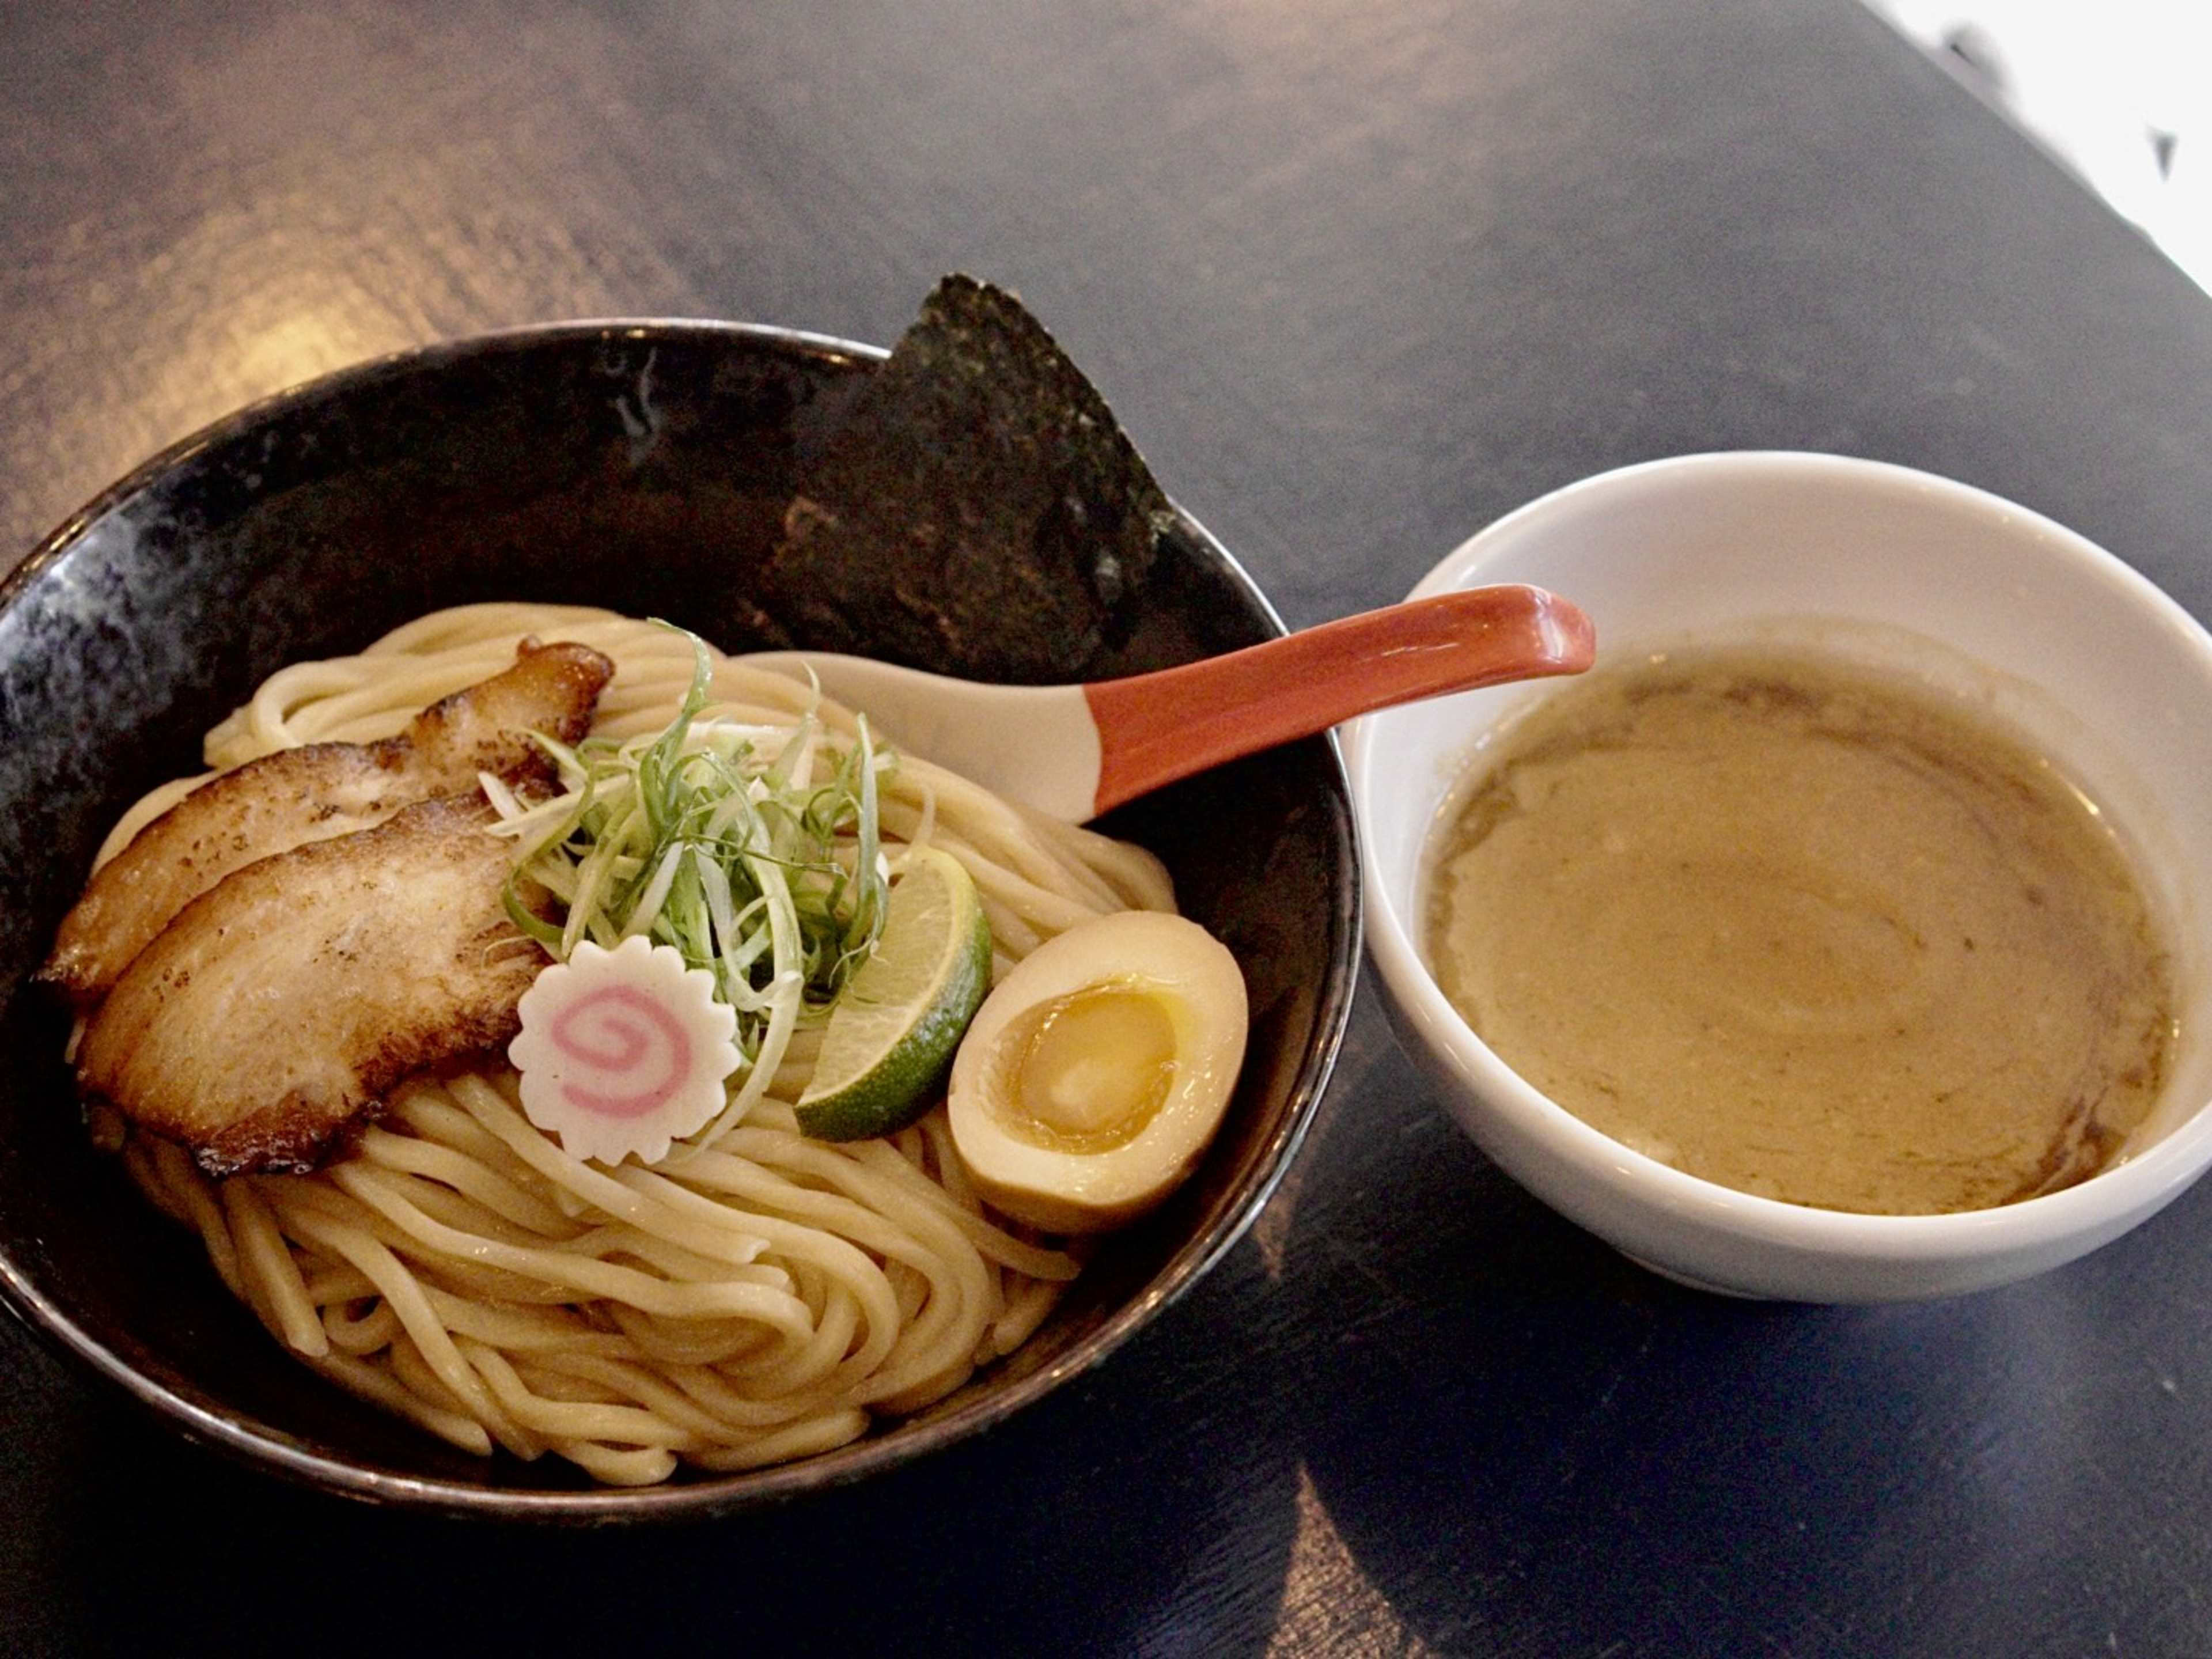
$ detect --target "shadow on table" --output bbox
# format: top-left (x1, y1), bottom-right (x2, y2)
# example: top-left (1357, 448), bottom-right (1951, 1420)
top-left (1279, 1006), bottom-right (2209, 1658)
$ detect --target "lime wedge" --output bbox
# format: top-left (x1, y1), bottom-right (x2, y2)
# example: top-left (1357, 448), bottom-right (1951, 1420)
top-left (797, 845), bottom-right (994, 1141)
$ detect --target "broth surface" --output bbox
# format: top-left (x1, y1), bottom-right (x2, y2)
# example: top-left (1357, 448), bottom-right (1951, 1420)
top-left (1425, 647), bottom-right (2176, 1214)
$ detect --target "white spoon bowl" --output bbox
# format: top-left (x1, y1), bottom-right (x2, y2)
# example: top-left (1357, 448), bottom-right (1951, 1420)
top-left (747, 585), bottom-right (1593, 821)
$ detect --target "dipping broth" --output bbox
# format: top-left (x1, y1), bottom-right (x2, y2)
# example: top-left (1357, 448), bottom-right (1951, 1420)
top-left (1423, 646), bottom-right (2177, 1215)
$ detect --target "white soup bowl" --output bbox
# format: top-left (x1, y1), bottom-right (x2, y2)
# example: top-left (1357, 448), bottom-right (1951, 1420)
top-left (1348, 451), bottom-right (2212, 1301)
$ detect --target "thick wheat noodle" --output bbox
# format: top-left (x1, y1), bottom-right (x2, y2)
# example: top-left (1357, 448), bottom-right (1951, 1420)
top-left (904, 770), bottom-right (1131, 899)
top-left (831, 1135), bottom-right (1078, 1283)
top-left (954, 843), bottom-right (1126, 936)
top-left (563, 1442), bottom-right (684, 1486)
top-left (322, 1296), bottom-right (401, 1355)
top-left (654, 1351), bottom-right (839, 1428)
top-left (268, 1195), bottom-right (533, 1449)
top-left (881, 801), bottom-right (1111, 927)
top-left (918, 1114), bottom-right (982, 1214)
top-left (637, 1160), bottom-right (910, 1384)
top-left (657, 1147), bottom-right (963, 1285)
top-left (221, 1178), bottom-right (326, 1357)
top-left (461, 1340), bottom-right (696, 1450)
top-left (323, 1161), bottom-right (817, 1328)
top-left (526, 1350), bottom-right (750, 1442)
top-left (990, 1272), bottom-right (1067, 1358)
top-left (619, 1160), bottom-right (912, 1316)
top-left (714, 1131), bottom-right (1016, 1288)
top-left (743, 1285), bottom-right (866, 1399)
top-left (975, 896), bottom-right (1046, 964)
top-left (535, 1350), bottom-right (798, 1442)
top-left (445, 1074), bottom-right (775, 1258)
top-left (425, 1289), bottom-right (627, 1357)
top-left (554, 1228), bottom-right (795, 1301)
top-left (388, 1088), bottom-right (546, 1177)
top-left (94, 602), bottom-right (1176, 1484)
top-left (689, 1411), bottom-right (872, 1474)
top-left (605, 1304), bottom-right (782, 1370)
top-left (389, 1330), bottom-right (547, 1461)
top-left (301, 1263), bottom-right (376, 1304)
top-left (353, 1164), bottom-right (568, 1252)
top-left (355, 1127), bottom-right (578, 1236)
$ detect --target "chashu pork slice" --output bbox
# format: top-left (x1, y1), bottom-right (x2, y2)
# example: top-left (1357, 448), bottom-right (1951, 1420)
top-left (76, 794), bottom-right (550, 1176)
top-left (43, 639), bottom-right (612, 1007)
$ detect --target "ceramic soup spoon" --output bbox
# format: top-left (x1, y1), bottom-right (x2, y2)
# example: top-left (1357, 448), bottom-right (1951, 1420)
top-left (746, 584), bottom-right (1593, 821)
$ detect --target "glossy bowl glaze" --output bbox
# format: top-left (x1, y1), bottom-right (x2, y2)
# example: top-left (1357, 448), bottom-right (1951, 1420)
top-left (1350, 451), bottom-right (2212, 1302)
top-left (0, 321), bottom-right (1358, 1518)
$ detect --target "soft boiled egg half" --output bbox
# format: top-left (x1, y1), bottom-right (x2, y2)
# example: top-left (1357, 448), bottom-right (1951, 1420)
top-left (948, 910), bottom-right (1248, 1233)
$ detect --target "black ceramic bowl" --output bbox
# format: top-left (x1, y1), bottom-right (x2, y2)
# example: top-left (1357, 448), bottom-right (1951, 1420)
top-left (0, 321), bottom-right (1358, 1520)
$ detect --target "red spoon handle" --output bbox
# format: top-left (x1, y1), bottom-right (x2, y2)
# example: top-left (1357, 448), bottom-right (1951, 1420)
top-left (1084, 584), bottom-right (1594, 816)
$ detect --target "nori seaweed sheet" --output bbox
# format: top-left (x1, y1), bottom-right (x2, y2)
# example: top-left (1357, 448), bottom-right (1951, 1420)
top-left (764, 275), bottom-right (1174, 683)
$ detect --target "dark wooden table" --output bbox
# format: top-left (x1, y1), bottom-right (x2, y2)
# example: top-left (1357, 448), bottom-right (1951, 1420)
top-left (9, 3), bottom-right (2212, 1653)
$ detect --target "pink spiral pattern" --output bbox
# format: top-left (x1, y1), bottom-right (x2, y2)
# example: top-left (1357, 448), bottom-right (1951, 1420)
top-left (547, 984), bottom-right (694, 1119)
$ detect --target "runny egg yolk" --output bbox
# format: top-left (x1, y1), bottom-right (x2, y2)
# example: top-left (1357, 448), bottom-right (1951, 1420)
top-left (1001, 984), bottom-right (1178, 1153)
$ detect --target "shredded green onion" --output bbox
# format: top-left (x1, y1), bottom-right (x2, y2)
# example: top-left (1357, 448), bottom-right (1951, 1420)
top-left (489, 626), bottom-right (894, 1096)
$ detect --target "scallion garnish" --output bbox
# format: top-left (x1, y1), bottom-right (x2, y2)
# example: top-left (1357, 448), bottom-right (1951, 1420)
top-left (487, 626), bottom-right (894, 1139)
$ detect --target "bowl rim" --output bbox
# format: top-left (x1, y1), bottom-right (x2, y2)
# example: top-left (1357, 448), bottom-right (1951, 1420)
top-left (0, 316), bottom-right (1361, 1519)
top-left (1349, 449), bottom-right (2212, 1273)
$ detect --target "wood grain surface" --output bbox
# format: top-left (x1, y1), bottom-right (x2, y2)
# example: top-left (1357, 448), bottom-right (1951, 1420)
top-left (9, 1), bottom-right (2212, 1654)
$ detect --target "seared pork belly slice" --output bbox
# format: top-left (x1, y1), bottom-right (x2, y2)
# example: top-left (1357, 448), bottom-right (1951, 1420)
top-left (75, 794), bottom-right (550, 1176)
top-left (43, 640), bottom-right (612, 1006)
